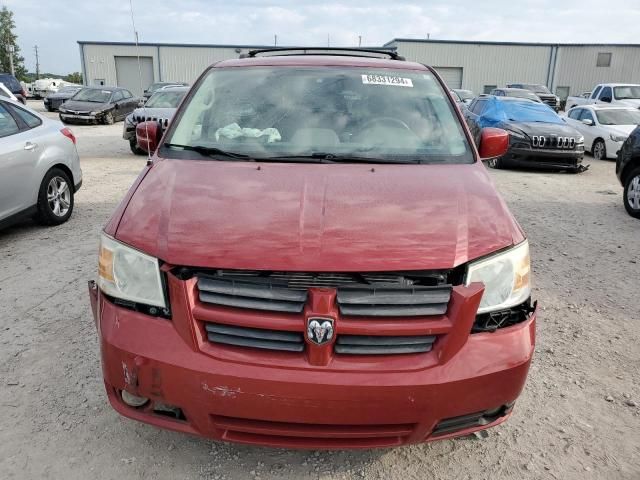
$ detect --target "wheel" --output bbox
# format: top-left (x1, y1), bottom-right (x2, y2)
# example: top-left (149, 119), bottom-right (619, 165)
top-left (103, 111), bottom-right (115, 125)
top-left (623, 167), bottom-right (640, 219)
top-left (487, 157), bottom-right (503, 169)
top-left (46, 106), bottom-right (53, 112)
top-left (129, 138), bottom-right (146, 155)
top-left (34, 168), bottom-right (74, 226)
top-left (592, 139), bottom-right (606, 160)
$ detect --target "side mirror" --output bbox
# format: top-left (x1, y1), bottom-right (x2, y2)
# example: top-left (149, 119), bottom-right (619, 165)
top-left (581, 118), bottom-right (594, 126)
top-left (136, 121), bottom-right (161, 154)
top-left (478, 127), bottom-right (509, 160)
top-left (600, 97), bottom-right (612, 103)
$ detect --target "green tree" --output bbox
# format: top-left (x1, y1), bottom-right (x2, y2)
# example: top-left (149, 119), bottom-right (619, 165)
top-left (65, 72), bottom-right (83, 84)
top-left (0, 6), bottom-right (26, 79)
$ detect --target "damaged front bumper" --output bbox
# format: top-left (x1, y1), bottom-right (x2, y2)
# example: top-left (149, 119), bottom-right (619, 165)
top-left (504, 146), bottom-right (587, 172)
top-left (88, 276), bottom-right (536, 449)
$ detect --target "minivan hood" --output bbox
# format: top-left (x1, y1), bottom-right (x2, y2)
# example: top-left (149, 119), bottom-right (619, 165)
top-left (114, 160), bottom-right (524, 271)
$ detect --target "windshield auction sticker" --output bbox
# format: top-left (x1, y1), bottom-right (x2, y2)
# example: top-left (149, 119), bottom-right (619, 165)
top-left (362, 74), bottom-right (413, 87)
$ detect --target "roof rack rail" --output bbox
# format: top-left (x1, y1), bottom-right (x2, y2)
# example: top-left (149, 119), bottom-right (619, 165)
top-left (240, 47), bottom-right (405, 61)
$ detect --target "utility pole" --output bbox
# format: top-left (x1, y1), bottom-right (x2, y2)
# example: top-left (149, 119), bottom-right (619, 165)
top-left (358, 35), bottom-right (362, 47)
top-left (34, 45), bottom-right (40, 79)
top-left (327, 34), bottom-right (330, 47)
top-left (6, 45), bottom-right (14, 76)
top-left (274, 34), bottom-right (277, 46)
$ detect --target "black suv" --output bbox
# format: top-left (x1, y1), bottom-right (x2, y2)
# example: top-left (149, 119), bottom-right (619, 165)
top-left (0, 73), bottom-right (26, 104)
top-left (506, 83), bottom-right (559, 111)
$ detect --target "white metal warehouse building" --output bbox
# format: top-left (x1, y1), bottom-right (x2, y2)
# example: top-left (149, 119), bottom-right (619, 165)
top-left (78, 39), bottom-right (640, 101)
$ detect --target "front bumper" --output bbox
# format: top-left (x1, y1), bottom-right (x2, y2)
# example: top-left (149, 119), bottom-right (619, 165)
top-left (122, 121), bottom-right (136, 141)
top-left (89, 276), bottom-right (536, 449)
top-left (59, 113), bottom-right (97, 124)
top-left (605, 138), bottom-right (624, 160)
top-left (505, 146), bottom-right (585, 170)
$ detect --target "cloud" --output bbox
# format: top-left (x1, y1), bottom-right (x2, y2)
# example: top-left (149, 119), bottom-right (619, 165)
top-left (4, 0), bottom-right (640, 74)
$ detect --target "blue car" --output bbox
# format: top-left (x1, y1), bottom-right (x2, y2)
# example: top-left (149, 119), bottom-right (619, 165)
top-left (464, 95), bottom-right (586, 172)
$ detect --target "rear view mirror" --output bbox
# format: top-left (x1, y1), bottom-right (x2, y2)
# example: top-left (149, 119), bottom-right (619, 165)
top-left (581, 118), bottom-right (594, 126)
top-left (478, 128), bottom-right (509, 160)
top-left (136, 121), bottom-right (161, 154)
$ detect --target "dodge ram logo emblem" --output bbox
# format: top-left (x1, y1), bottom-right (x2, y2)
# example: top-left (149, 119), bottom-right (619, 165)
top-left (307, 317), bottom-right (334, 345)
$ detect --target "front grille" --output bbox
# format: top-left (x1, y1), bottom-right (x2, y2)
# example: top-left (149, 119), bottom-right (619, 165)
top-left (531, 136), bottom-right (576, 149)
top-left (205, 322), bottom-right (304, 352)
top-left (193, 269), bottom-right (454, 316)
top-left (335, 334), bottom-right (437, 355)
top-left (198, 276), bottom-right (307, 313)
top-left (211, 415), bottom-right (415, 447)
top-left (337, 285), bottom-right (451, 316)
top-left (135, 115), bottom-right (169, 128)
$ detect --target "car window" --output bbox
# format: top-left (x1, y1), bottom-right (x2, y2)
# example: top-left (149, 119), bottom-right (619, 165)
top-left (166, 66), bottom-right (473, 164)
top-left (591, 86), bottom-right (602, 99)
top-left (568, 108), bottom-right (582, 120)
top-left (73, 88), bottom-right (112, 103)
top-left (7, 104), bottom-right (42, 129)
top-left (122, 90), bottom-right (133, 99)
top-left (112, 91), bottom-right (124, 102)
top-left (579, 109), bottom-right (595, 122)
top-left (471, 99), bottom-right (486, 114)
top-left (0, 102), bottom-right (20, 137)
top-left (598, 86), bottom-right (612, 100)
top-left (595, 109), bottom-right (640, 125)
top-left (146, 90), bottom-right (187, 108)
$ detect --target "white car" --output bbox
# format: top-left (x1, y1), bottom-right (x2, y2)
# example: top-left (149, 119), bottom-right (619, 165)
top-left (564, 105), bottom-right (640, 160)
top-left (0, 98), bottom-right (82, 229)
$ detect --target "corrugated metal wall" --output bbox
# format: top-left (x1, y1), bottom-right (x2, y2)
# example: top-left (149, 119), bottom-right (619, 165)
top-left (389, 41), bottom-right (552, 96)
top-left (81, 41), bottom-right (640, 99)
top-left (553, 46), bottom-right (640, 95)
top-left (159, 46), bottom-right (250, 83)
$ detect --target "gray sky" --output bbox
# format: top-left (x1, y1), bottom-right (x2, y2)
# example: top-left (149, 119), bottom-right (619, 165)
top-left (5, 0), bottom-right (640, 74)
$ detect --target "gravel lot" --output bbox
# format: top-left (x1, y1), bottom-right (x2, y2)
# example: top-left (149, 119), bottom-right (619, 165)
top-left (1, 100), bottom-right (639, 480)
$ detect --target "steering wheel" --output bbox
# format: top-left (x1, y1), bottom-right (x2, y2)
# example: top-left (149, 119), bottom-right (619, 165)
top-left (359, 117), bottom-right (413, 133)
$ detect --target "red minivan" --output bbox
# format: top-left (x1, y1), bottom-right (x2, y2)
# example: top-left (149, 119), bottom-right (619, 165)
top-left (89, 49), bottom-right (536, 449)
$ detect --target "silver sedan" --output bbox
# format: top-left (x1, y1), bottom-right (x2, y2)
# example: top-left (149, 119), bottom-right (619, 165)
top-left (0, 98), bottom-right (82, 229)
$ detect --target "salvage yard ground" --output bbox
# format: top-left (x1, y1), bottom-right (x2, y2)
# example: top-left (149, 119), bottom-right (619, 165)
top-left (0, 101), bottom-right (639, 480)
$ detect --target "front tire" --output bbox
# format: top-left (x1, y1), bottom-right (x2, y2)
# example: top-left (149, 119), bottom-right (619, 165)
top-left (103, 111), bottom-right (115, 125)
top-left (35, 168), bottom-right (74, 226)
top-left (129, 138), bottom-right (145, 155)
top-left (623, 167), bottom-right (640, 219)
top-left (487, 156), bottom-right (504, 169)
top-left (592, 139), bottom-right (606, 160)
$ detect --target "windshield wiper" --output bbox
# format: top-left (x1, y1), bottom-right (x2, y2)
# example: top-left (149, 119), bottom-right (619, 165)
top-left (260, 153), bottom-right (418, 164)
top-left (164, 143), bottom-right (251, 159)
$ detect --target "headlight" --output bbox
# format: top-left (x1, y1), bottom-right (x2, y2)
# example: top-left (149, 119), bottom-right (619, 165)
top-left (465, 241), bottom-right (531, 314)
top-left (610, 133), bottom-right (627, 142)
top-left (90, 111), bottom-right (98, 116)
top-left (577, 136), bottom-right (584, 144)
top-left (98, 234), bottom-right (166, 308)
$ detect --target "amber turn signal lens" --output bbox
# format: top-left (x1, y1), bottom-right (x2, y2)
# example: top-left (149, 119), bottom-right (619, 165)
top-left (98, 245), bottom-right (114, 282)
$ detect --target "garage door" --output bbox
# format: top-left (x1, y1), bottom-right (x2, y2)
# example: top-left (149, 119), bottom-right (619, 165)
top-left (433, 67), bottom-right (463, 89)
top-left (115, 56), bottom-right (154, 96)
